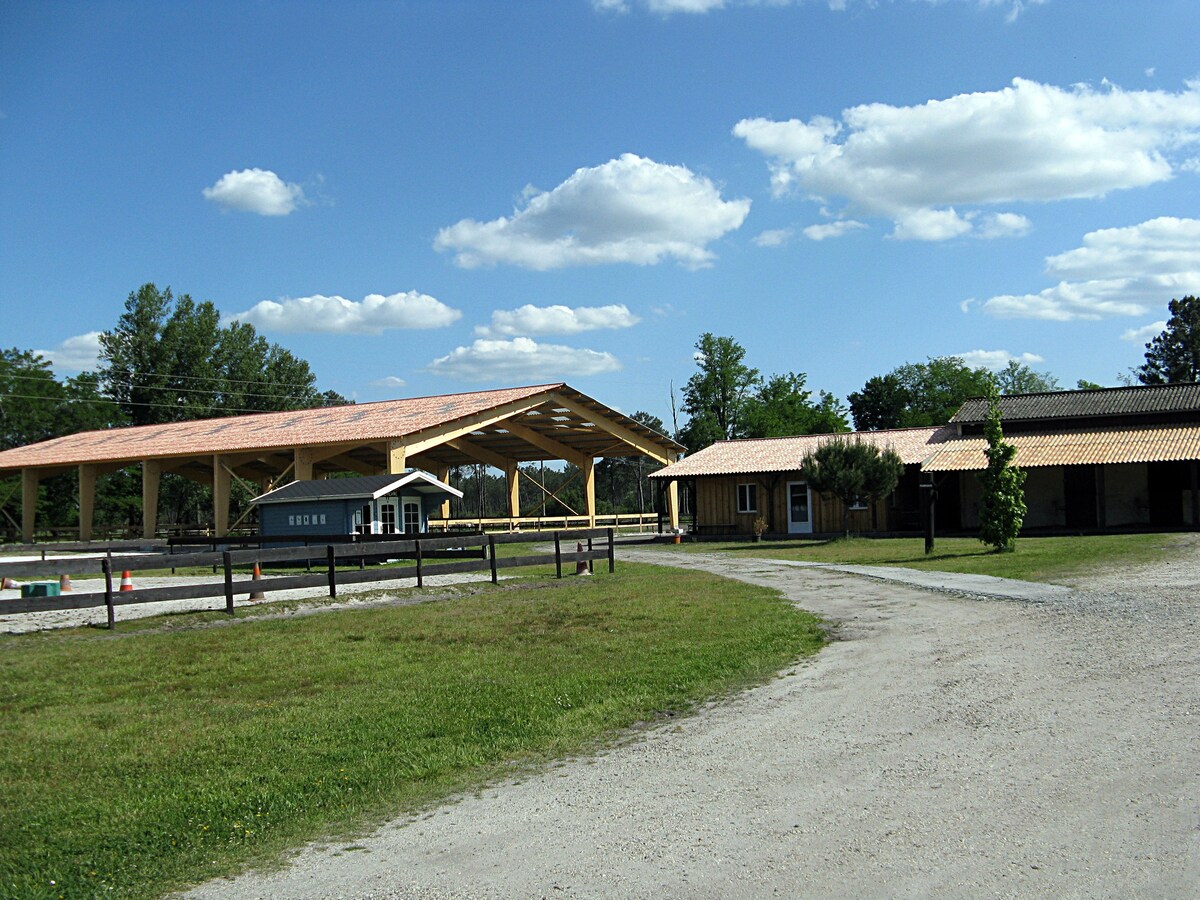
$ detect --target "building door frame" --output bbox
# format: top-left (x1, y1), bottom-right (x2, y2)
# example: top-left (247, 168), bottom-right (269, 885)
top-left (787, 481), bottom-right (813, 534)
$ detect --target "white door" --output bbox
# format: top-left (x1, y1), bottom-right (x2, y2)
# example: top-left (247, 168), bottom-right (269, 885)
top-left (787, 481), bottom-right (813, 534)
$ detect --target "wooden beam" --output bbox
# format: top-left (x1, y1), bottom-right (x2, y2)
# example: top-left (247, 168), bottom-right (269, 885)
top-left (582, 457), bottom-right (596, 527)
top-left (548, 391), bottom-right (676, 463)
top-left (143, 459), bottom-right (162, 539)
top-left (387, 440), bottom-right (406, 475)
top-left (21, 468), bottom-right (39, 543)
top-left (78, 464), bottom-right (97, 542)
top-left (506, 462), bottom-right (519, 519)
top-left (498, 420), bottom-right (590, 468)
top-left (445, 437), bottom-right (514, 472)
top-left (666, 479), bottom-right (679, 533)
top-left (213, 455), bottom-right (231, 538)
top-left (318, 452), bottom-right (378, 477)
top-left (294, 447), bottom-right (314, 482)
top-left (401, 395), bottom-right (550, 458)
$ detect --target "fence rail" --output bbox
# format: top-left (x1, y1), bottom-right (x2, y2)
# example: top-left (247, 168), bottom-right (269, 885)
top-left (0, 528), bottom-right (616, 628)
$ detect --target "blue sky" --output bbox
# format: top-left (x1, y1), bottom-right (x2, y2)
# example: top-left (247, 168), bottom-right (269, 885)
top-left (2, 0), bottom-right (1199, 430)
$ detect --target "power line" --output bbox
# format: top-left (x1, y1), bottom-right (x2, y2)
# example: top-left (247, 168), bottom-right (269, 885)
top-left (0, 391), bottom-right (319, 417)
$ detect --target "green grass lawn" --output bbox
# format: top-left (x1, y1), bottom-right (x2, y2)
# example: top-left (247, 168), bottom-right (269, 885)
top-left (0, 563), bottom-right (823, 899)
top-left (661, 532), bottom-right (1182, 583)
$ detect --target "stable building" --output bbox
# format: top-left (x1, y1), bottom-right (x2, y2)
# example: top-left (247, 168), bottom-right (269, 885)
top-left (652, 383), bottom-right (1200, 538)
top-left (252, 471), bottom-right (463, 538)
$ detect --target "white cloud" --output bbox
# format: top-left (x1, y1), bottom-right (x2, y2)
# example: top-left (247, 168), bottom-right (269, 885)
top-left (735, 78), bottom-right (1200, 240)
top-left (890, 208), bottom-right (974, 241)
top-left (980, 217), bottom-right (1200, 320)
top-left (370, 376), bottom-right (407, 389)
top-left (232, 291), bottom-right (462, 334)
top-left (475, 304), bottom-right (640, 338)
top-left (1121, 321), bottom-right (1167, 343)
top-left (34, 331), bottom-right (102, 373)
top-left (753, 228), bottom-right (794, 247)
top-left (977, 212), bottom-right (1032, 239)
top-left (802, 220), bottom-right (866, 240)
top-left (427, 338), bottom-right (622, 382)
top-left (202, 168), bottom-right (305, 216)
top-left (957, 349), bottom-right (1044, 370)
top-left (434, 153), bottom-right (750, 270)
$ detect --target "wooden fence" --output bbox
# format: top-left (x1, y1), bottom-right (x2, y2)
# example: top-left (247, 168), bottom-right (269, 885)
top-left (0, 528), bottom-right (616, 629)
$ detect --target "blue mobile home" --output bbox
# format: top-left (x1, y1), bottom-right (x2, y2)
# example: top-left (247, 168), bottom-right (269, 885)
top-left (252, 471), bottom-right (463, 538)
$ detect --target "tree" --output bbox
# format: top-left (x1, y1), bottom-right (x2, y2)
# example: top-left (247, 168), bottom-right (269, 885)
top-left (977, 388), bottom-right (1026, 552)
top-left (1137, 296), bottom-right (1200, 384)
top-left (1075, 379), bottom-right (1104, 391)
top-left (738, 372), bottom-right (848, 438)
top-left (678, 333), bottom-right (760, 451)
top-left (848, 357), bottom-right (995, 430)
top-left (994, 360), bottom-right (1060, 395)
top-left (800, 437), bottom-right (904, 536)
top-left (98, 283), bottom-right (333, 426)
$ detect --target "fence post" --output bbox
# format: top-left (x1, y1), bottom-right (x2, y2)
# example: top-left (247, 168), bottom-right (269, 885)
top-left (327, 545), bottom-right (337, 598)
top-left (554, 532), bottom-right (562, 579)
top-left (488, 534), bottom-right (498, 584)
top-left (608, 527), bottom-right (615, 573)
top-left (415, 538), bottom-right (424, 589)
top-left (223, 551), bottom-right (234, 614)
top-left (587, 535), bottom-right (594, 574)
top-left (102, 556), bottom-right (115, 630)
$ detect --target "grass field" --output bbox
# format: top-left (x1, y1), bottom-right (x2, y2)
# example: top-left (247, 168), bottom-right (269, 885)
top-left (662, 532), bottom-right (1181, 583)
top-left (0, 563), bottom-right (823, 899)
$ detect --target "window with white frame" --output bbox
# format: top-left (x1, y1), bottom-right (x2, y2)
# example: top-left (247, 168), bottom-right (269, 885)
top-left (403, 500), bottom-right (421, 533)
top-left (737, 483), bottom-right (758, 514)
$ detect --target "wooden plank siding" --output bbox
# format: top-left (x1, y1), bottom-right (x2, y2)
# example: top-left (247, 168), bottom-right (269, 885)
top-left (692, 472), bottom-right (891, 535)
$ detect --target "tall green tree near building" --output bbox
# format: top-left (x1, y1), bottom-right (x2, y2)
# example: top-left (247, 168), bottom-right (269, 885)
top-left (1137, 296), bottom-right (1200, 384)
top-left (678, 333), bottom-right (847, 452)
top-left (848, 357), bottom-right (995, 430)
top-left (977, 388), bottom-right (1026, 553)
top-left (98, 283), bottom-right (342, 426)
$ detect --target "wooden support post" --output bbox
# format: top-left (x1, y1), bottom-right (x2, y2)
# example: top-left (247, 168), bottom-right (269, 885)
top-left (327, 545), bottom-right (337, 598)
top-left (608, 527), bottom-right (615, 573)
top-left (582, 457), bottom-right (596, 528)
top-left (554, 532), bottom-right (562, 579)
top-left (415, 538), bottom-right (424, 588)
top-left (78, 464), bottom-right (97, 542)
top-left (506, 462), bottom-right (520, 526)
top-left (436, 464), bottom-right (452, 520)
top-left (223, 551), bottom-right (234, 614)
top-left (21, 468), bottom-right (39, 544)
top-left (488, 534), bottom-right (498, 584)
top-left (142, 459), bottom-right (162, 540)
top-left (294, 448), bottom-right (314, 482)
top-left (387, 440), bottom-right (407, 475)
top-left (102, 556), bottom-right (115, 630)
top-left (213, 455), bottom-right (231, 538)
top-left (665, 479), bottom-right (680, 534)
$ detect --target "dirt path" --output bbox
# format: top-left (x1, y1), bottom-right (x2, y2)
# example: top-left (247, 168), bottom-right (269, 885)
top-left (186, 548), bottom-right (1199, 899)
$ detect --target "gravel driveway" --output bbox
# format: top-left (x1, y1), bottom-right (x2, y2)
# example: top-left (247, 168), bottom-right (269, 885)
top-left (186, 541), bottom-right (1199, 899)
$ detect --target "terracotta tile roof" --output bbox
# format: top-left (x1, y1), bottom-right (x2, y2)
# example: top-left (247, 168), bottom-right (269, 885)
top-left (952, 383), bottom-right (1200, 425)
top-left (650, 426), bottom-right (956, 478)
top-left (0, 384), bottom-right (570, 470)
top-left (922, 424), bottom-right (1200, 472)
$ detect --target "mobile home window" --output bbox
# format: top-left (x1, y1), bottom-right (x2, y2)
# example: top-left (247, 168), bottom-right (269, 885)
top-left (737, 483), bottom-right (758, 514)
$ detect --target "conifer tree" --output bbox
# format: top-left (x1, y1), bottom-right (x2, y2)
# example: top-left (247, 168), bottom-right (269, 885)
top-left (977, 388), bottom-right (1026, 552)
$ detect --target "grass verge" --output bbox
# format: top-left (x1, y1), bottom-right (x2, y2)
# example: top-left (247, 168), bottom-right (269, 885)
top-left (661, 532), bottom-right (1181, 583)
top-left (0, 562), bottom-right (823, 899)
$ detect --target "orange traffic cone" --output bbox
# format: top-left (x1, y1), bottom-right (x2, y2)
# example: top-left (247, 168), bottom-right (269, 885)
top-left (248, 562), bottom-right (265, 601)
top-left (119, 571), bottom-right (134, 591)
top-left (1, 576), bottom-right (21, 590)
top-left (59, 574), bottom-right (72, 592)
top-left (575, 541), bottom-right (590, 576)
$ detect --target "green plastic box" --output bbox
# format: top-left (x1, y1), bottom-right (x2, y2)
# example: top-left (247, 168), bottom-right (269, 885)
top-left (20, 581), bottom-right (60, 598)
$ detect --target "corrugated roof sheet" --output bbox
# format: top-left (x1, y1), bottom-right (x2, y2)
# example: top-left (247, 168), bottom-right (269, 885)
top-left (650, 425), bottom-right (956, 478)
top-left (922, 424), bottom-right (1200, 471)
top-left (952, 383), bottom-right (1200, 424)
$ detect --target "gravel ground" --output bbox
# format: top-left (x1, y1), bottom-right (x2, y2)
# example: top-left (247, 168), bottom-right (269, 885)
top-left (178, 539), bottom-right (1199, 899)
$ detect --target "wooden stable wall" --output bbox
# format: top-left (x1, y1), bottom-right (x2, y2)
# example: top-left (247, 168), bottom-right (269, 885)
top-left (691, 473), bottom-right (891, 535)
